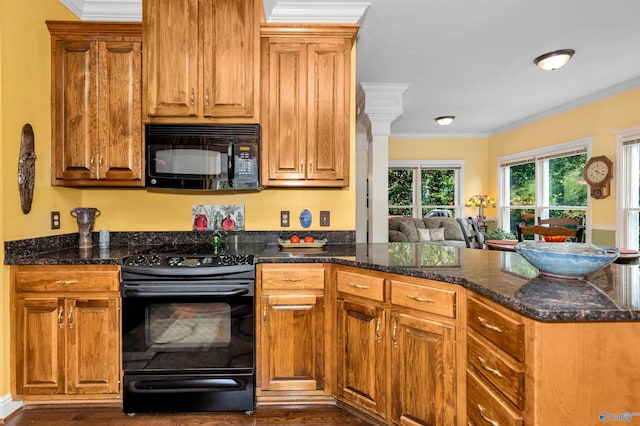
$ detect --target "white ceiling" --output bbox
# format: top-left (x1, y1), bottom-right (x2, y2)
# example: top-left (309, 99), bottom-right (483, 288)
top-left (60, 0), bottom-right (640, 138)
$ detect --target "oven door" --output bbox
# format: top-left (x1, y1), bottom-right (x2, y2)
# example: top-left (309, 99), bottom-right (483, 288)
top-left (121, 282), bottom-right (254, 412)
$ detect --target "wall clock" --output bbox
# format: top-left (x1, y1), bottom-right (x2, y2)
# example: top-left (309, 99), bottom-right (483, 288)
top-left (583, 155), bottom-right (613, 199)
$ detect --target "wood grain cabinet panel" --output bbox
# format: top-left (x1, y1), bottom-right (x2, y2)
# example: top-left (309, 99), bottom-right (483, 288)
top-left (11, 265), bottom-right (121, 401)
top-left (255, 264), bottom-right (332, 403)
top-left (260, 25), bottom-right (357, 187)
top-left (336, 299), bottom-right (387, 420)
top-left (467, 295), bottom-right (524, 362)
top-left (390, 312), bottom-right (457, 425)
top-left (47, 21), bottom-right (142, 187)
top-left (260, 294), bottom-right (324, 391)
top-left (336, 267), bottom-right (463, 425)
top-left (143, 0), bottom-right (259, 122)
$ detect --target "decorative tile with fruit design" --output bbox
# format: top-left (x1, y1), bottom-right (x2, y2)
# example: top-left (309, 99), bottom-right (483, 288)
top-left (192, 205), bottom-right (245, 231)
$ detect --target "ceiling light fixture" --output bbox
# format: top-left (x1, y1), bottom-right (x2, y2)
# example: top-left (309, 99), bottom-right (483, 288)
top-left (533, 49), bottom-right (575, 71)
top-left (435, 115), bottom-right (455, 126)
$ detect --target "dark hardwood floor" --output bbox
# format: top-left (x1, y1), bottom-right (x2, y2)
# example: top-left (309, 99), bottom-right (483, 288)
top-left (3, 405), bottom-right (375, 425)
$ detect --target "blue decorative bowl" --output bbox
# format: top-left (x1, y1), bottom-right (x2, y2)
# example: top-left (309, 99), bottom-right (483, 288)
top-left (515, 242), bottom-right (619, 279)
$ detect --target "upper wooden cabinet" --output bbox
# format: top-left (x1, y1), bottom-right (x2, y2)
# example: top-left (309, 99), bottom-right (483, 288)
top-left (47, 21), bottom-right (143, 187)
top-left (143, 0), bottom-right (260, 122)
top-left (260, 25), bottom-right (358, 187)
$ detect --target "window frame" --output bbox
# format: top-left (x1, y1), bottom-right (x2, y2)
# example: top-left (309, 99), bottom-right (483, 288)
top-left (388, 160), bottom-right (465, 218)
top-left (616, 127), bottom-right (640, 250)
top-left (497, 138), bottom-right (591, 235)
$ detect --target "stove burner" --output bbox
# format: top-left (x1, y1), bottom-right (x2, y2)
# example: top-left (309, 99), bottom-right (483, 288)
top-left (123, 254), bottom-right (254, 269)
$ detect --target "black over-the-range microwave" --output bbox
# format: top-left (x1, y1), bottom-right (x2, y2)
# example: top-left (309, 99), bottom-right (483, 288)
top-left (145, 124), bottom-right (261, 191)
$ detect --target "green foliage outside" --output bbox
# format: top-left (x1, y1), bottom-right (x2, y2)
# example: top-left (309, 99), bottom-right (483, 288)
top-left (389, 168), bottom-right (456, 217)
top-left (507, 154), bottom-right (587, 231)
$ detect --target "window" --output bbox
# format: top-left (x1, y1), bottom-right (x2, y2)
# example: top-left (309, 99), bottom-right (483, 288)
top-left (498, 140), bottom-right (589, 237)
top-left (388, 161), bottom-right (463, 218)
top-left (617, 129), bottom-right (640, 250)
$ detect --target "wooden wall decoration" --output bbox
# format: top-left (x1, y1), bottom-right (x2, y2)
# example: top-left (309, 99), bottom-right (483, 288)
top-left (18, 123), bottom-right (36, 214)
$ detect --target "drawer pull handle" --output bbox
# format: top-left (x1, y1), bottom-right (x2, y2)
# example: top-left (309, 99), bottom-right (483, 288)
top-left (58, 306), bottom-right (64, 329)
top-left (392, 317), bottom-right (398, 348)
top-left (282, 278), bottom-right (304, 282)
top-left (55, 280), bottom-right (78, 285)
top-left (375, 318), bottom-right (382, 343)
top-left (407, 294), bottom-right (435, 303)
top-left (190, 88), bottom-right (195, 107)
top-left (478, 356), bottom-right (503, 378)
top-left (68, 306), bottom-right (74, 329)
top-left (478, 317), bottom-right (503, 333)
top-left (348, 283), bottom-right (370, 289)
top-left (477, 404), bottom-right (499, 426)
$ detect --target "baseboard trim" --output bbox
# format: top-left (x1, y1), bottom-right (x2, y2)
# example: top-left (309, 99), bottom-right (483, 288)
top-left (0, 394), bottom-right (23, 423)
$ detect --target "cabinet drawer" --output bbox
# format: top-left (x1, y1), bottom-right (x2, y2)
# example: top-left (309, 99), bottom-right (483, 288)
top-left (468, 331), bottom-right (525, 409)
top-left (336, 270), bottom-right (384, 302)
top-left (467, 369), bottom-right (523, 426)
top-left (13, 266), bottom-right (120, 292)
top-left (391, 279), bottom-right (455, 318)
top-left (468, 296), bottom-right (524, 361)
top-left (260, 265), bottom-right (325, 290)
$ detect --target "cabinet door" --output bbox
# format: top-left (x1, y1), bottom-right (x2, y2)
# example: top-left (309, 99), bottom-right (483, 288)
top-left (260, 294), bottom-right (324, 391)
top-left (98, 40), bottom-right (142, 182)
top-left (390, 312), bottom-right (457, 425)
top-left (306, 41), bottom-right (348, 183)
top-left (66, 298), bottom-right (120, 395)
top-left (143, 0), bottom-right (199, 118)
top-left (14, 298), bottom-right (65, 395)
top-left (200, 0), bottom-right (258, 118)
top-left (337, 299), bottom-right (386, 419)
top-left (262, 40), bottom-right (308, 182)
top-left (52, 39), bottom-right (98, 182)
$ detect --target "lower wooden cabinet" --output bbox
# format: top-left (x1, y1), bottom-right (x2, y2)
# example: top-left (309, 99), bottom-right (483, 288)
top-left (256, 263), bottom-right (333, 403)
top-left (10, 265), bottom-right (121, 401)
top-left (466, 292), bottom-right (640, 425)
top-left (336, 298), bottom-right (386, 419)
top-left (390, 312), bottom-right (457, 425)
top-left (336, 266), bottom-right (463, 425)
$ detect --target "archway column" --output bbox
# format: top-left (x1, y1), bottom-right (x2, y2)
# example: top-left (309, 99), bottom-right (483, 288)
top-left (357, 83), bottom-right (409, 242)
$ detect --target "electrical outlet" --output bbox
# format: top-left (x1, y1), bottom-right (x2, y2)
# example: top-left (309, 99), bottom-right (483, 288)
top-left (51, 211), bottom-right (61, 229)
top-left (280, 210), bottom-right (290, 227)
top-left (320, 211), bottom-right (330, 226)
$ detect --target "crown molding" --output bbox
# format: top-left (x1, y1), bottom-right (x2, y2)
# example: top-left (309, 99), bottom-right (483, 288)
top-left (267, 1), bottom-right (370, 23)
top-left (59, 0), bottom-right (369, 23)
top-left (59, 0), bottom-right (141, 21)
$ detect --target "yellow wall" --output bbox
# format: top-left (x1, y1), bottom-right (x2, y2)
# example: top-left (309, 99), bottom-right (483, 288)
top-left (389, 137), bottom-right (494, 218)
top-left (488, 87), bottom-right (640, 228)
top-left (0, 1), bottom-right (356, 400)
top-left (0, 0), bottom-right (77, 400)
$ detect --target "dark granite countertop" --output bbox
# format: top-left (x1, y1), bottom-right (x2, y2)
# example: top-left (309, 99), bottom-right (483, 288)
top-left (5, 233), bottom-right (639, 322)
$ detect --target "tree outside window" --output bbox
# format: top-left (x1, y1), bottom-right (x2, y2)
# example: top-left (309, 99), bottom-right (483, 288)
top-left (500, 144), bottom-right (588, 238)
top-left (389, 164), bottom-right (461, 218)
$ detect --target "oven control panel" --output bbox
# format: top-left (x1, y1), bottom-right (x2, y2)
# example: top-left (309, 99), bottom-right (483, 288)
top-left (123, 254), bottom-right (254, 268)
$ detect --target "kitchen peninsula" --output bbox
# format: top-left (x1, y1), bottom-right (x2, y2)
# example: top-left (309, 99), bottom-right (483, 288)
top-left (5, 233), bottom-right (640, 425)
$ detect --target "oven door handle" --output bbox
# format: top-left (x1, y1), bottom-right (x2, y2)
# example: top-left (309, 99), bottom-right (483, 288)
top-left (122, 288), bottom-right (250, 297)
top-left (127, 378), bottom-right (245, 393)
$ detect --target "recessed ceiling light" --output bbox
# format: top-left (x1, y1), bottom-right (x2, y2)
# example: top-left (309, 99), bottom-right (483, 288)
top-left (534, 49), bottom-right (575, 71)
top-left (435, 115), bottom-right (455, 126)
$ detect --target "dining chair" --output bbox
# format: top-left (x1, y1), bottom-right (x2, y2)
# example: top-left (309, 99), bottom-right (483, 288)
top-left (537, 216), bottom-right (583, 227)
top-left (516, 222), bottom-right (585, 243)
top-left (537, 216), bottom-right (585, 242)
